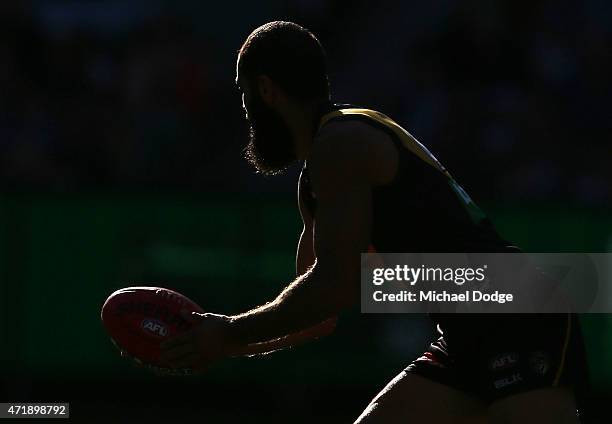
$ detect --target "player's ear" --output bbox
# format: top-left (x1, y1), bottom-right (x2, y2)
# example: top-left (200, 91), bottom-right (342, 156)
top-left (257, 75), bottom-right (280, 106)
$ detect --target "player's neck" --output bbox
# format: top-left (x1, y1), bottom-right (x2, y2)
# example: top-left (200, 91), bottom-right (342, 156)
top-left (285, 101), bottom-right (319, 161)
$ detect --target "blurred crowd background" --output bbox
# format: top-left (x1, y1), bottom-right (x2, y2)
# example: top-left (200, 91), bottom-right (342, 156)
top-left (1, 1), bottom-right (611, 423)
top-left (1, 0), bottom-right (610, 202)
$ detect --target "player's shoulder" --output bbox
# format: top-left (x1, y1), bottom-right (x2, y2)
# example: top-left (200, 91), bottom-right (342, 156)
top-left (314, 117), bottom-right (387, 153)
top-left (309, 116), bottom-right (398, 186)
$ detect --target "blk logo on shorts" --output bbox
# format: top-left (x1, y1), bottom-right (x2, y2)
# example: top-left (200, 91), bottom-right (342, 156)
top-left (493, 373), bottom-right (523, 389)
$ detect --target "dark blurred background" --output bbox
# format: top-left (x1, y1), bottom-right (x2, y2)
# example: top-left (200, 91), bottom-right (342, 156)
top-left (0, 0), bottom-right (610, 422)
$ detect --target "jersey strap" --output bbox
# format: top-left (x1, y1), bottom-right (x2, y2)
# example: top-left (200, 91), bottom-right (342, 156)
top-left (319, 108), bottom-right (451, 178)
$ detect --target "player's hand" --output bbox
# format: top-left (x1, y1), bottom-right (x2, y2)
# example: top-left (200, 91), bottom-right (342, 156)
top-left (159, 311), bottom-right (236, 373)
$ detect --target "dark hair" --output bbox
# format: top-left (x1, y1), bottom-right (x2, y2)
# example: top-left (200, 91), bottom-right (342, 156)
top-left (238, 21), bottom-right (330, 102)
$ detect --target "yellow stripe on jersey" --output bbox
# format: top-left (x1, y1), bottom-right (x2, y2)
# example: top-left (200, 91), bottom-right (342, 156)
top-left (319, 108), bottom-right (451, 178)
top-left (319, 108), bottom-right (487, 223)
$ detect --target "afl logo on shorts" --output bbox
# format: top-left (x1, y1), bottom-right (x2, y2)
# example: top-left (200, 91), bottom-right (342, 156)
top-left (141, 319), bottom-right (168, 337)
top-left (529, 351), bottom-right (550, 376)
top-left (489, 352), bottom-right (518, 371)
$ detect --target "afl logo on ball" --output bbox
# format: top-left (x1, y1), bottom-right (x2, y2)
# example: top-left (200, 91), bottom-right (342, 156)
top-left (141, 319), bottom-right (168, 337)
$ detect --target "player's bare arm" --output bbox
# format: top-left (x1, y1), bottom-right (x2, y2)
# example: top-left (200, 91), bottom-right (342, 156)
top-left (228, 121), bottom-right (398, 357)
top-left (159, 121), bottom-right (396, 370)
top-left (223, 171), bottom-right (336, 357)
top-left (296, 168), bottom-right (316, 275)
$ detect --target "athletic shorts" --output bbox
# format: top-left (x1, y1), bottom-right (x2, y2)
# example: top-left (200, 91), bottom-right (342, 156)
top-left (406, 314), bottom-right (590, 415)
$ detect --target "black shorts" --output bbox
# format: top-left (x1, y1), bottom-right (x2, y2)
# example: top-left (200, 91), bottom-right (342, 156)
top-left (406, 314), bottom-right (589, 414)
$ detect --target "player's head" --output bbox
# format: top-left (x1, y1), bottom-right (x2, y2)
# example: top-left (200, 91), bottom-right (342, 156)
top-left (236, 21), bottom-right (330, 175)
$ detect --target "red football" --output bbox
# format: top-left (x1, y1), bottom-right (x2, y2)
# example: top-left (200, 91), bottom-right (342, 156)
top-left (101, 286), bottom-right (205, 373)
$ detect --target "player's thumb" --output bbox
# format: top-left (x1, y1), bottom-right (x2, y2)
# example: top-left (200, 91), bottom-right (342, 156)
top-left (180, 308), bottom-right (204, 322)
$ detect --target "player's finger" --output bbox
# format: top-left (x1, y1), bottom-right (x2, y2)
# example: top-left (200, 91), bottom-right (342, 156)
top-left (119, 350), bottom-right (142, 367)
top-left (169, 354), bottom-right (200, 370)
top-left (130, 356), bottom-right (145, 368)
top-left (180, 309), bottom-right (204, 322)
top-left (152, 367), bottom-right (175, 377)
top-left (159, 343), bottom-right (195, 363)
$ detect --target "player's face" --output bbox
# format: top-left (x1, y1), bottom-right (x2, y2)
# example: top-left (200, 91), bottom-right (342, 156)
top-left (237, 74), bottom-right (296, 175)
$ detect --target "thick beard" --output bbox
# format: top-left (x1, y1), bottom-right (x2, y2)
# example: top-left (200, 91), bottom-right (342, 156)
top-left (243, 96), bottom-right (296, 176)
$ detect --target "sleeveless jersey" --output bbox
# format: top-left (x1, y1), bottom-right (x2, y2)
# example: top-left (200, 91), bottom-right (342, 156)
top-left (300, 103), bottom-right (512, 253)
